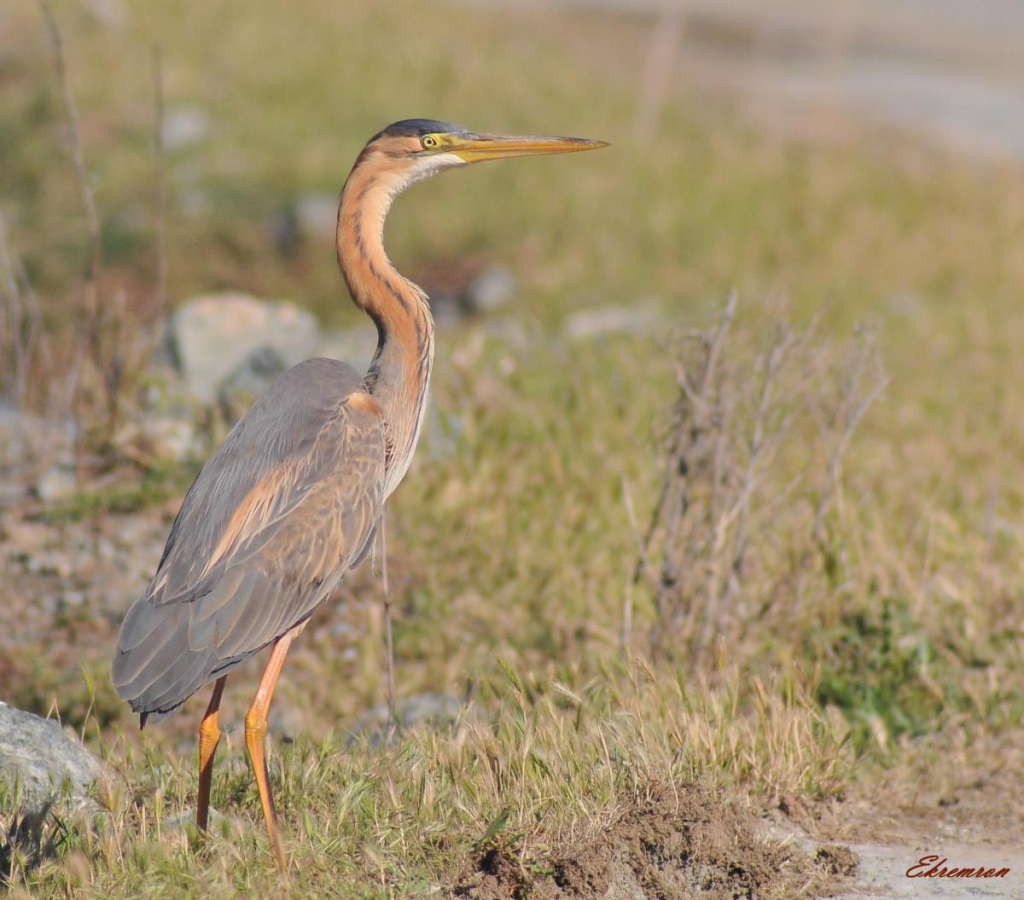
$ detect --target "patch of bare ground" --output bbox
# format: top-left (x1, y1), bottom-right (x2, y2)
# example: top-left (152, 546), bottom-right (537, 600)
top-left (763, 735), bottom-right (1024, 897)
top-left (456, 782), bottom-right (833, 899)
top-left (799, 733), bottom-right (1024, 849)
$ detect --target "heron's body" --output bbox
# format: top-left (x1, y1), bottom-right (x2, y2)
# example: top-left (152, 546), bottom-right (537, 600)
top-left (114, 359), bottom-right (384, 717)
top-left (111, 118), bottom-right (605, 868)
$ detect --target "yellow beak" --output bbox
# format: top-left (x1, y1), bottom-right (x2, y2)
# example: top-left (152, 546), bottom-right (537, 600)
top-left (446, 132), bottom-right (609, 163)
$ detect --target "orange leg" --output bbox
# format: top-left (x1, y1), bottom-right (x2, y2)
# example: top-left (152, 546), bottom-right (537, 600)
top-left (245, 623), bottom-right (304, 870)
top-left (197, 675), bottom-right (227, 832)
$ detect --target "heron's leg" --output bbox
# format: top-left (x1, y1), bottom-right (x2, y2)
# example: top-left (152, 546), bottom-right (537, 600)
top-left (197, 675), bottom-right (227, 832)
top-left (244, 622), bottom-right (304, 869)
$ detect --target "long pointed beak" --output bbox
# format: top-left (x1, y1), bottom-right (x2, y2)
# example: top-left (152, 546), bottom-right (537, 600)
top-left (448, 132), bottom-right (609, 163)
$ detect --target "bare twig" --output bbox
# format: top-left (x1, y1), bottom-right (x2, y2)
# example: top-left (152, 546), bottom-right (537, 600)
top-left (0, 214), bottom-right (42, 411)
top-left (38, 0), bottom-right (108, 457)
top-left (152, 43), bottom-right (168, 320)
top-left (633, 295), bottom-right (887, 669)
top-left (634, 7), bottom-right (686, 141)
top-left (621, 474), bottom-right (649, 649)
top-left (39, 1), bottom-right (100, 300)
top-left (379, 513), bottom-right (397, 740)
top-left (811, 325), bottom-right (888, 543)
top-left (725, 326), bottom-right (795, 599)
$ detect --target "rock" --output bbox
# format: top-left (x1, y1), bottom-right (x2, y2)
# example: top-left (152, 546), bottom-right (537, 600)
top-left (346, 691), bottom-right (478, 748)
top-left (267, 205), bottom-right (303, 258)
top-left (34, 465), bottom-right (77, 502)
top-left (463, 265), bottom-right (516, 314)
top-left (315, 324), bottom-right (378, 377)
top-left (112, 370), bottom-right (204, 464)
top-left (85, 0), bottom-right (128, 28)
top-left (0, 702), bottom-right (107, 817)
top-left (563, 304), bottom-right (665, 342)
top-left (162, 806), bottom-right (233, 835)
top-left (162, 105), bottom-right (210, 152)
top-left (139, 415), bottom-right (203, 463)
top-left (129, 366), bottom-right (205, 462)
top-left (0, 479), bottom-right (24, 507)
top-left (218, 346), bottom-right (290, 424)
top-left (422, 405), bottom-right (464, 461)
top-left (0, 403), bottom-right (74, 473)
top-left (169, 293), bottom-right (321, 406)
top-left (295, 193), bottom-right (339, 241)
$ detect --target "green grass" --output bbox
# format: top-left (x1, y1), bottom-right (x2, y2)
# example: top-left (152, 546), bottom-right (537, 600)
top-left (2, 0), bottom-right (1024, 894)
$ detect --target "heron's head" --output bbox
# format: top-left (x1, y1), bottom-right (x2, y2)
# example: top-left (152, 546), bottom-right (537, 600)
top-left (356, 118), bottom-right (608, 189)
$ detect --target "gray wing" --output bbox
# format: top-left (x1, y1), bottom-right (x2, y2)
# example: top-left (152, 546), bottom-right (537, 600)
top-left (111, 358), bottom-right (385, 719)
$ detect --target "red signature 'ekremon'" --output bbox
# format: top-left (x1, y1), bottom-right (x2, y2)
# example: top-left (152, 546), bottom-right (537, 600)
top-left (905, 855), bottom-right (1011, 879)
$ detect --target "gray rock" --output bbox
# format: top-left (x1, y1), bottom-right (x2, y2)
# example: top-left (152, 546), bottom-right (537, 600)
top-left (34, 465), bottom-right (77, 502)
top-left (109, 368), bottom-right (204, 464)
top-left (347, 691), bottom-right (478, 748)
top-left (218, 346), bottom-right (290, 424)
top-left (463, 265), bottom-right (517, 313)
top-left (422, 405), bottom-right (464, 461)
top-left (296, 193), bottom-right (339, 241)
top-left (138, 414), bottom-right (203, 463)
top-left (563, 304), bottom-right (665, 342)
top-left (169, 293), bottom-right (321, 406)
top-left (315, 324), bottom-right (377, 377)
top-left (162, 105), bottom-right (210, 152)
top-left (162, 806), bottom-right (233, 835)
top-left (0, 479), bottom-right (24, 507)
top-left (267, 205), bottom-right (302, 258)
top-left (0, 403), bottom-right (74, 473)
top-left (0, 702), bottom-right (106, 817)
top-left (85, 0), bottom-right (128, 28)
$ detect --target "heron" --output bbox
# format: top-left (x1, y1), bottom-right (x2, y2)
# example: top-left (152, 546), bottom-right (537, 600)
top-left (111, 119), bottom-right (607, 867)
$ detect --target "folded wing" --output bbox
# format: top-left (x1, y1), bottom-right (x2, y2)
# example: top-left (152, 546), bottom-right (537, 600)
top-left (112, 358), bottom-right (385, 719)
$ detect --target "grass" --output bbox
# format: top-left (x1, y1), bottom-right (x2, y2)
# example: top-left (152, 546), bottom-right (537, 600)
top-left (8, 661), bottom-right (846, 896)
top-left (2, 0), bottom-right (1024, 895)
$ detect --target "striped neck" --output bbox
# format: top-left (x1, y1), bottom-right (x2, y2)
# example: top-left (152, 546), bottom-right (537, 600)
top-left (337, 156), bottom-right (435, 499)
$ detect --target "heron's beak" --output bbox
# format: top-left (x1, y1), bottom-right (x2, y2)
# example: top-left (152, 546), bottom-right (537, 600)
top-left (447, 132), bottom-right (609, 163)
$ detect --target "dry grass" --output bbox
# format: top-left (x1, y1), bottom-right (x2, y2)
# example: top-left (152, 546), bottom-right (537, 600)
top-left (3, 658), bottom-right (848, 896)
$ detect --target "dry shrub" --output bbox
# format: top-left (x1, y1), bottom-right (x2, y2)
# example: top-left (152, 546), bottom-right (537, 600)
top-left (633, 294), bottom-right (887, 667)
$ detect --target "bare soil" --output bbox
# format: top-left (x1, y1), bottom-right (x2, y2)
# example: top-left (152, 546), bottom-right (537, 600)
top-left (455, 782), bottom-right (833, 899)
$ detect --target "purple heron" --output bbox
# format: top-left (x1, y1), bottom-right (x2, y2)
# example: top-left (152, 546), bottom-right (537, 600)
top-left (111, 119), bottom-right (606, 866)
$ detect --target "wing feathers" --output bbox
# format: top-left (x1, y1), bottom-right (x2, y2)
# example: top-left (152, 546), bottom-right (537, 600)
top-left (111, 360), bottom-right (386, 716)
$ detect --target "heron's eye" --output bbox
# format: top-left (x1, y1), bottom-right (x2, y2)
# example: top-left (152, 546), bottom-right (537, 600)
top-left (421, 135), bottom-right (439, 150)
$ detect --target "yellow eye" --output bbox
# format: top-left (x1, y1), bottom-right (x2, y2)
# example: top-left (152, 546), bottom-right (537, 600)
top-left (421, 135), bottom-right (439, 149)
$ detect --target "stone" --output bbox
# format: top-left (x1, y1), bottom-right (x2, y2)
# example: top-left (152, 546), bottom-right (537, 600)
top-left (295, 193), bottom-right (339, 241)
top-left (267, 205), bottom-right (302, 258)
top-left (138, 415), bottom-right (203, 463)
top-left (563, 304), bottom-right (665, 342)
top-left (168, 293), bottom-right (321, 406)
top-left (161, 105), bottom-right (210, 152)
top-left (315, 324), bottom-right (378, 377)
top-left (85, 0), bottom-right (128, 29)
top-left (463, 265), bottom-right (516, 313)
top-left (0, 403), bottom-right (74, 473)
top-left (34, 465), bottom-right (77, 502)
top-left (218, 346), bottom-right (290, 424)
top-left (0, 702), bottom-right (107, 817)
top-left (346, 691), bottom-right (479, 748)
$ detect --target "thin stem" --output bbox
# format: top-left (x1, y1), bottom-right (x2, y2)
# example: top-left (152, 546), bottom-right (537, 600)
top-left (380, 513), bottom-right (397, 740)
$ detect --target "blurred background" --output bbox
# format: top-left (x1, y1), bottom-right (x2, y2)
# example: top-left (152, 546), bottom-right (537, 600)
top-left (488, 0), bottom-right (1024, 160)
top-left (4, 0), bottom-right (1024, 351)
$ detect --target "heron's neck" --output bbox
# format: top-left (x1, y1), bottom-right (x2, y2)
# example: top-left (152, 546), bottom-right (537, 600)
top-left (337, 162), bottom-right (435, 499)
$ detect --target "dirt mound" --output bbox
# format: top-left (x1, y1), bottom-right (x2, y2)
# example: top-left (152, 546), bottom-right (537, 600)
top-left (456, 782), bottom-right (835, 899)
